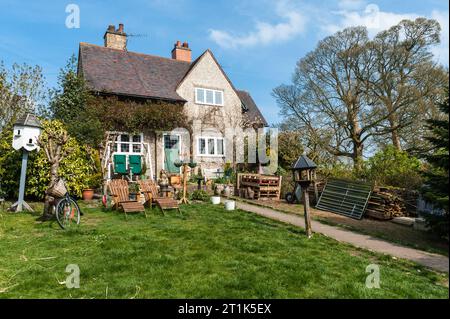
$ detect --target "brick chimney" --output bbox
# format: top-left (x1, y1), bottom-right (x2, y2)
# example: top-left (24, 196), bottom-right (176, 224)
top-left (171, 40), bottom-right (191, 62)
top-left (104, 24), bottom-right (127, 50)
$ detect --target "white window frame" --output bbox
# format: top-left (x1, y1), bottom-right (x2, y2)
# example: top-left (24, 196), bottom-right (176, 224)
top-left (195, 87), bottom-right (224, 106)
top-left (197, 136), bottom-right (225, 157)
top-left (112, 132), bottom-right (144, 155)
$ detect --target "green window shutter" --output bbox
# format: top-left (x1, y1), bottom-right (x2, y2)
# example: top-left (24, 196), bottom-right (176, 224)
top-left (114, 154), bottom-right (127, 174)
top-left (129, 155), bottom-right (142, 174)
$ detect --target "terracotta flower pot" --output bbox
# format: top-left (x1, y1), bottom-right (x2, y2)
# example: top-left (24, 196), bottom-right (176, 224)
top-left (82, 189), bottom-right (94, 201)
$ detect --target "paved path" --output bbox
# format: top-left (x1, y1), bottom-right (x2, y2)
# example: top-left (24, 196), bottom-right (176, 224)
top-left (236, 201), bottom-right (449, 273)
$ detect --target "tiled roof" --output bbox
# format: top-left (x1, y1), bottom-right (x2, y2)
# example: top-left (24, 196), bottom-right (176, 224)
top-left (79, 43), bottom-right (191, 101)
top-left (78, 43), bottom-right (267, 125)
top-left (237, 90), bottom-right (268, 127)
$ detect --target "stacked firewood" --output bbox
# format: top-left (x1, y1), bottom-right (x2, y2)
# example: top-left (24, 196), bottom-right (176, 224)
top-left (365, 188), bottom-right (417, 220)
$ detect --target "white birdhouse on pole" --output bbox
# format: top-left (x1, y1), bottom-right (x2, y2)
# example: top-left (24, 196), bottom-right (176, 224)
top-left (10, 113), bottom-right (42, 212)
top-left (12, 113), bottom-right (42, 152)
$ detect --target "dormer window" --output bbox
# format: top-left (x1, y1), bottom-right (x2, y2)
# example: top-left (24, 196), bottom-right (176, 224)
top-left (195, 88), bottom-right (224, 106)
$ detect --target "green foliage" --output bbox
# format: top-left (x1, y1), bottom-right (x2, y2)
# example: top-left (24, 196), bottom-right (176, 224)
top-left (128, 182), bottom-right (140, 194)
top-left (317, 162), bottom-right (359, 181)
top-left (90, 96), bottom-right (188, 134)
top-left (0, 120), bottom-right (100, 199)
top-left (190, 190), bottom-right (209, 201)
top-left (224, 161), bottom-right (233, 177)
top-left (367, 146), bottom-right (422, 189)
top-left (277, 131), bottom-right (303, 169)
top-left (0, 123), bottom-right (23, 198)
top-left (49, 56), bottom-right (103, 147)
top-left (213, 176), bottom-right (230, 185)
top-left (421, 89), bottom-right (449, 240)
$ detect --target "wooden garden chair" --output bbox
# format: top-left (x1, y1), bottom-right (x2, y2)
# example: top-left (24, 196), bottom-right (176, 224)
top-left (108, 179), bottom-right (146, 219)
top-left (138, 179), bottom-right (181, 216)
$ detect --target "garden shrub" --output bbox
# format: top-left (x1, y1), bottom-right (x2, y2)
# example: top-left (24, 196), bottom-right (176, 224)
top-left (190, 190), bottom-right (209, 201)
top-left (317, 162), bottom-right (364, 181)
top-left (0, 124), bottom-right (23, 198)
top-left (367, 146), bottom-right (423, 190)
top-left (0, 120), bottom-right (101, 199)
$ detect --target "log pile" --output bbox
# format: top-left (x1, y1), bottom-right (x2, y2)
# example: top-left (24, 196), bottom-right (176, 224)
top-left (365, 188), bottom-right (418, 220)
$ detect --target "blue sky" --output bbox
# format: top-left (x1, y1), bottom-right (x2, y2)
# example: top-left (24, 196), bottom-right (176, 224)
top-left (0, 0), bottom-right (448, 125)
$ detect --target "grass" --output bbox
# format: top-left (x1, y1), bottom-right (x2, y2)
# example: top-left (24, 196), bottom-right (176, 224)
top-left (0, 202), bottom-right (448, 298)
top-left (235, 197), bottom-right (449, 257)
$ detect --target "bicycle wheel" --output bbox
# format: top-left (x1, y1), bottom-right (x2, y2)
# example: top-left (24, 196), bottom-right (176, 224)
top-left (56, 197), bottom-right (81, 229)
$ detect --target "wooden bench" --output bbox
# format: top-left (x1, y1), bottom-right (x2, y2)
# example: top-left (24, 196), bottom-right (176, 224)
top-left (108, 179), bottom-right (146, 219)
top-left (138, 179), bottom-right (181, 216)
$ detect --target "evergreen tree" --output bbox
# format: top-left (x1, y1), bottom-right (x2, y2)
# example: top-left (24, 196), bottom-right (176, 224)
top-left (49, 55), bottom-right (102, 147)
top-left (422, 88), bottom-right (449, 239)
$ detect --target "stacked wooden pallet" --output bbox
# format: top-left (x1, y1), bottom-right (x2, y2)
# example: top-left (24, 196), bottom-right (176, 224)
top-left (365, 189), bottom-right (410, 220)
top-left (237, 173), bottom-right (282, 200)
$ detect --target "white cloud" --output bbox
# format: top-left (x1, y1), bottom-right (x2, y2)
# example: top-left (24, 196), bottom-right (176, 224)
top-left (431, 10), bottom-right (449, 66)
top-left (324, 4), bottom-right (449, 66)
top-left (325, 4), bottom-right (419, 36)
top-left (209, 1), bottom-right (306, 49)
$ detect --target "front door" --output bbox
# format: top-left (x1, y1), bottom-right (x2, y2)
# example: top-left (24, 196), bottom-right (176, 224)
top-left (164, 134), bottom-right (180, 173)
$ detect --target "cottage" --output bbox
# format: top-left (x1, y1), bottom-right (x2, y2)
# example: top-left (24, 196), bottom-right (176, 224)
top-left (77, 24), bottom-right (267, 180)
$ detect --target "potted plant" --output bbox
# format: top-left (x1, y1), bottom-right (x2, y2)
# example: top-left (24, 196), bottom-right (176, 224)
top-left (174, 160), bottom-right (183, 168)
top-left (82, 173), bottom-right (102, 201)
top-left (188, 161), bottom-right (197, 168)
top-left (128, 182), bottom-right (140, 201)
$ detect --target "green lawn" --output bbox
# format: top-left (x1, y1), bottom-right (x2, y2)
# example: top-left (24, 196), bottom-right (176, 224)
top-left (0, 202), bottom-right (448, 298)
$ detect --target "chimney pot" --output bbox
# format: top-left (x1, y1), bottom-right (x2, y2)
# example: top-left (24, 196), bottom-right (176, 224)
top-left (171, 40), bottom-right (192, 62)
top-left (104, 24), bottom-right (127, 50)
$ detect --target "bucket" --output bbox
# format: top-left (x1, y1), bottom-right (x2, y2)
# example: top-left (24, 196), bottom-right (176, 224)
top-left (211, 196), bottom-right (221, 205)
top-left (224, 200), bottom-right (235, 211)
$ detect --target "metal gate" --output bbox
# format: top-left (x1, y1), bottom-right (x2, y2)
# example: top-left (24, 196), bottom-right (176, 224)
top-left (316, 179), bottom-right (372, 220)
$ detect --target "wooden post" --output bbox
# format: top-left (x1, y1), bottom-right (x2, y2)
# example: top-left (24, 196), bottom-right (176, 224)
top-left (302, 185), bottom-right (312, 238)
top-left (313, 171), bottom-right (318, 204)
top-left (10, 150), bottom-right (33, 212)
top-left (180, 163), bottom-right (190, 204)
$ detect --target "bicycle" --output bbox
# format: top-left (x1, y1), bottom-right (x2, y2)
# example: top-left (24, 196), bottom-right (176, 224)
top-left (49, 178), bottom-right (82, 229)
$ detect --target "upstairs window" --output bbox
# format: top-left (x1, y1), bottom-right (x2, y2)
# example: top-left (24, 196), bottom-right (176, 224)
top-left (195, 87), bottom-right (224, 106)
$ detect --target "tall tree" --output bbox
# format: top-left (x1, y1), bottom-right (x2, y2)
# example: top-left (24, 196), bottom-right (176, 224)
top-left (421, 89), bottom-right (449, 239)
top-left (0, 62), bottom-right (46, 130)
top-left (360, 18), bottom-right (446, 150)
top-left (49, 55), bottom-right (102, 147)
top-left (274, 19), bottom-right (448, 171)
top-left (274, 27), bottom-right (377, 171)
